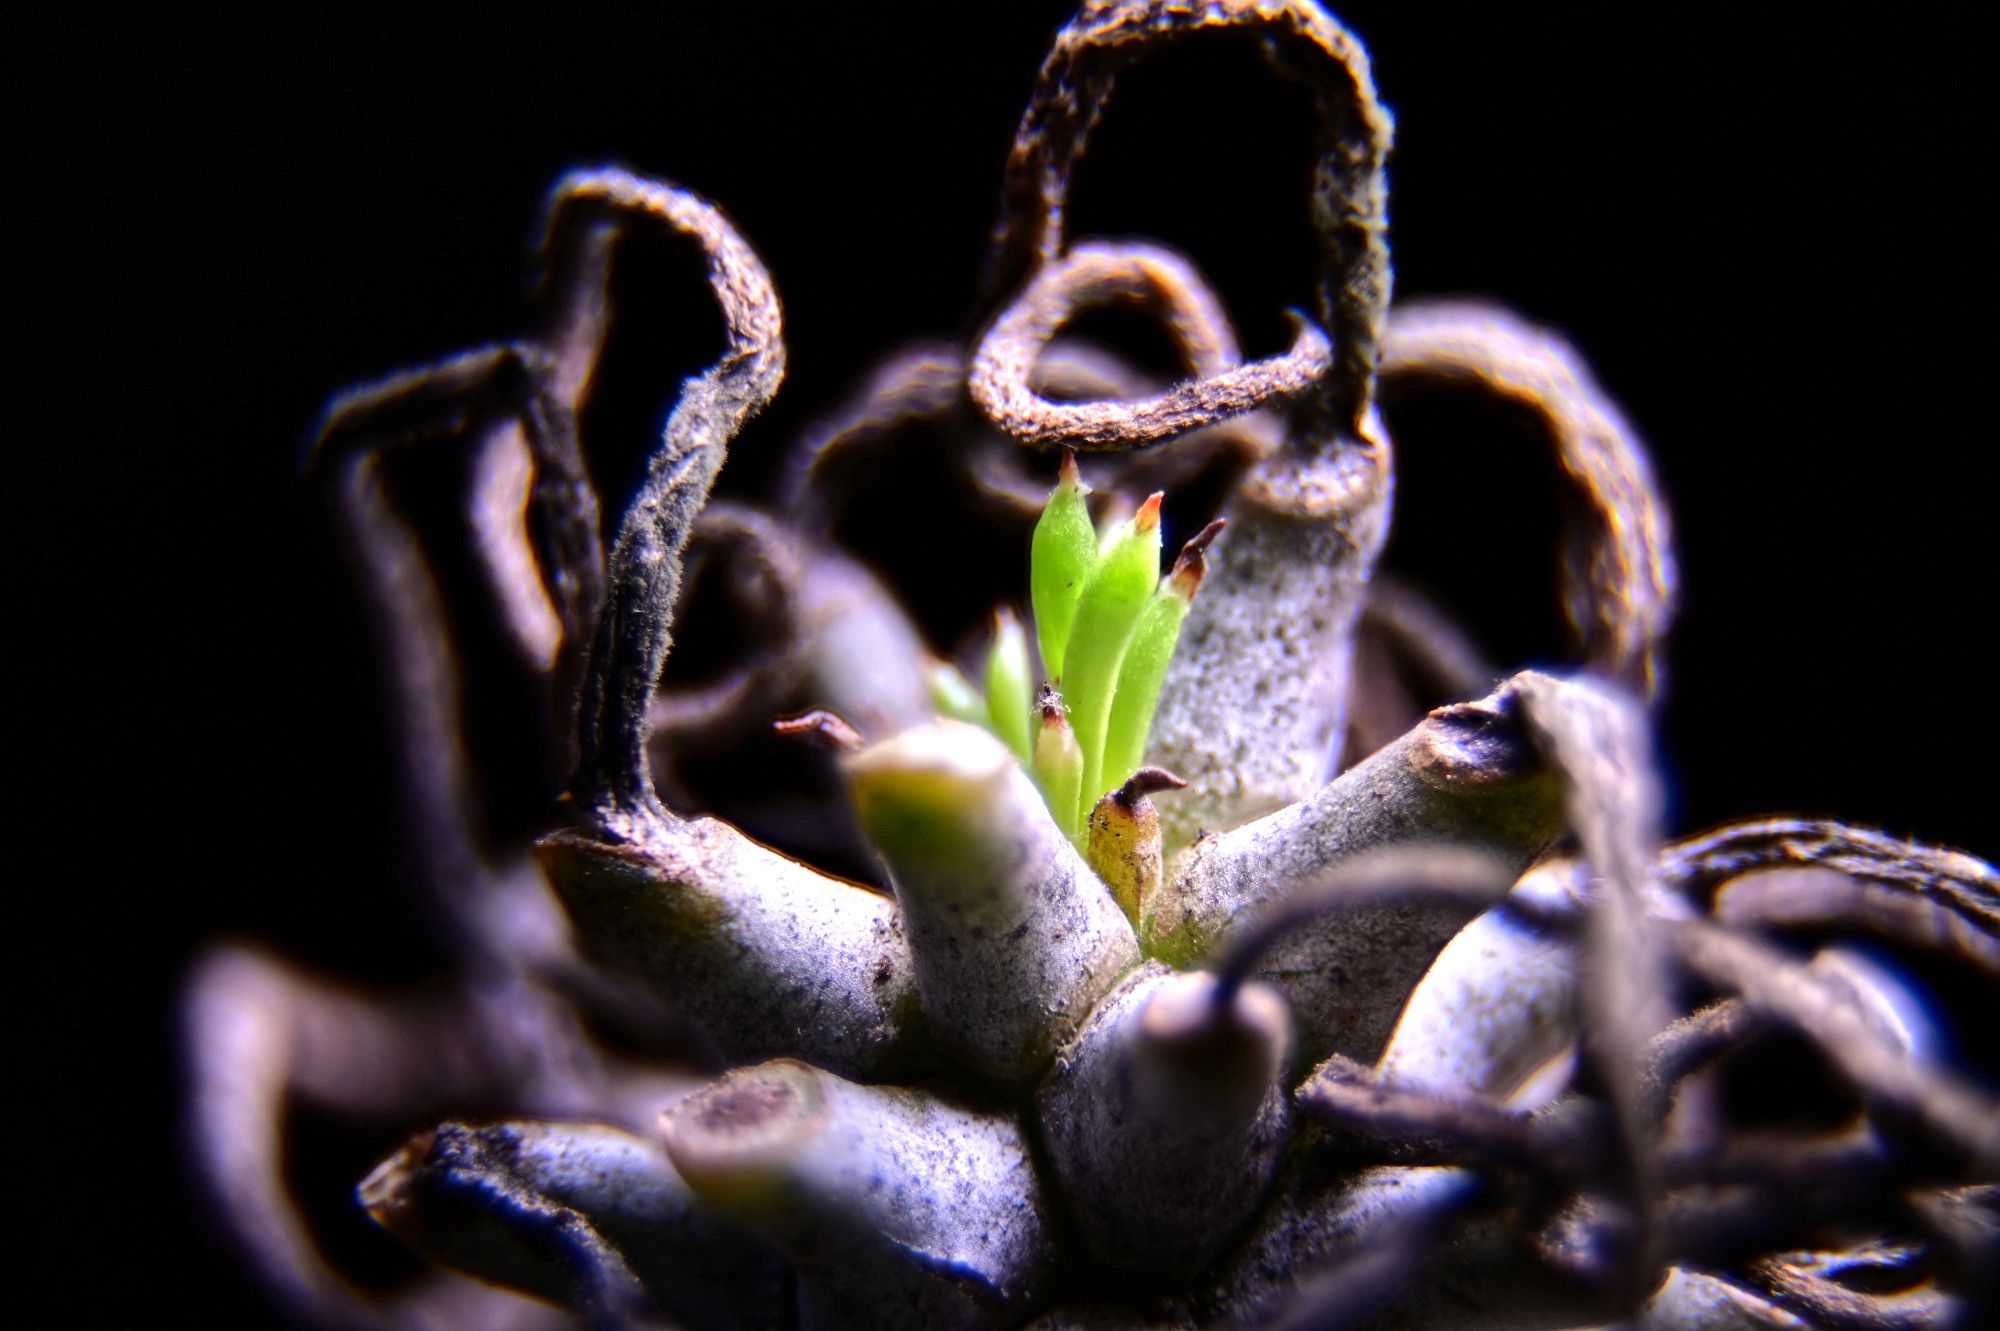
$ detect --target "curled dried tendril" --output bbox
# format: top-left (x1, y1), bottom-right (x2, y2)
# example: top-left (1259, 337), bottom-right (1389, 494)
top-left (970, 240), bottom-right (1333, 452)
top-left (564, 171), bottom-right (786, 840)
top-left (1381, 299), bottom-right (1678, 701)
top-left (985, 0), bottom-right (1393, 444)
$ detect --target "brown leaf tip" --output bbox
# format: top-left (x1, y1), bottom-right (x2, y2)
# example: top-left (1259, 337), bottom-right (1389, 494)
top-left (1057, 445), bottom-right (1083, 489)
top-left (1037, 683), bottom-right (1070, 726)
top-left (1182, 518), bottom-right (1226, 558)
top-left (774, 709), bottom-right (864, 752)
top-left (1115, 766), bottom-right (1188, 807)
top-left (357, 1129), bottom-right (435, 1228)
top-left (1169, 518), bottom-right (1226, 597)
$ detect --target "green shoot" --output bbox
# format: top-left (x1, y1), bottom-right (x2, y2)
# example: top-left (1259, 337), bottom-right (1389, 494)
top-left (1029, 450), bottom-right (1095, 684)
top-left (957, 464), bottom-right (1218, 843)
top-left (927, 658), bottom-right (988, 726)
top-left (1062, 492), bottom-right (1162, 829)
top-left (984, 607), bottom-right (1033, 763)
top-left (1101, 520), bottom-right (1221, 786)
top-left (1031, 686), bottom-right (1083, 841)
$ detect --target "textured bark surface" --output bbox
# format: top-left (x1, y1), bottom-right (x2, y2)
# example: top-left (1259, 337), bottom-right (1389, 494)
top-left (1152, 673), bottom-right (1563, 964)
top-left (567, 171), bottom-right (786, 840)
top-left (662, 1062), bottom-right (1057, 1331)
top-left (1148, 439), bottom-right (1393, 849)
top-left (538, 820), bottom-right (924, 1080)
top-left (1380, 300), bottom-right (1677, 700)
top-left (1035, 964), bottom-right (1292, 1275)
top-left (972, 241), bottom-right (1330, 451)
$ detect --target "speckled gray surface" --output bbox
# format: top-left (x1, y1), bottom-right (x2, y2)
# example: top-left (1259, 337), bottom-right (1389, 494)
top-left (1036, 964), bottom-right (1292, 1275)
top-left (540, 818), bottom-right (923, 1080)
top-left (849, 722), bottom-right (1142, 1082)
top-left (663, 1062), bottom-right (1056, 1331)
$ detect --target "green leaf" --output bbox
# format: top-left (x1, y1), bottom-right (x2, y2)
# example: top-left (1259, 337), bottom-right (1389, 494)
top-left (1029, 449), bottom-right (1095, 684)
top-left (1062, 492), bottom-right (1162, 827)
top-left (1031, 687), bottom-right (1083, 841)
top-left (1102, 520), bottom-right (1221, 786)
top-left (1101, 587), bottom-right (1188, 791)
top-left (983, 607), bottom-right (1034, 763)
top-left (926, 658), bottom-right (987, 726)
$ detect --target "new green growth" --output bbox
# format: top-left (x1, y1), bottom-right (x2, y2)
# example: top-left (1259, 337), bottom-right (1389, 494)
top-left (947, 452), bottom-right (1219, 841)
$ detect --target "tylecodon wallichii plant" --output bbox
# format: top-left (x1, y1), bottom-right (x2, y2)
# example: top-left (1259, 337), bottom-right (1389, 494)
top-left (184, 2), bottom-right (2000, 1329)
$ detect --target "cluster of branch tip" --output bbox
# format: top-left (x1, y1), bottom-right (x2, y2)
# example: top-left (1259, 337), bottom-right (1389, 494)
top-left (182, 2), bottom-right (2000, 1330)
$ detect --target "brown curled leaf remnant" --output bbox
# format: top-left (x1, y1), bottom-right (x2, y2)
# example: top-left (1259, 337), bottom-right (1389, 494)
top-left (971, 240), bottom-right (1333, 451)
top-left (1382, 299), bottom-right (1678, 701)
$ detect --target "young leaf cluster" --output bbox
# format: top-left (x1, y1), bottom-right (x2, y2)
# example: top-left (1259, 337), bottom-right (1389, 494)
top-left (967, 451), bottom-right (1216, 841)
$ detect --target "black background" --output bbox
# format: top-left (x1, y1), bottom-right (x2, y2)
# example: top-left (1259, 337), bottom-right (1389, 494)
top-left (12, 3), bottom-right (1991, 1321)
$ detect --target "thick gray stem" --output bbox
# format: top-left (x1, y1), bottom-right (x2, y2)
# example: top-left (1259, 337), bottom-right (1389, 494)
top-left (1194, 1163), bottom-right (1477, 1328)
top-left (1150, 672), bottom-right (1562, 967)
top-left (360, 1119), bottom-right (787, 1328)
top-left (537, 818), bottom-right (924, 1080)
top-left (1377, 859), bottom-right (1589, 1100)
top-left (847, 721), bottom-right (1139, 1081)
top-left (1035, 964), bottom-right (1291, 1276)
top-left (1147, 439), bottom-right (1393, 852)
top-left (660, 1060), bottom-right (1055, 1331)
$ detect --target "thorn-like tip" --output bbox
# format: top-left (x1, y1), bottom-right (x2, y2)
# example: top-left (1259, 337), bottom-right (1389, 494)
top-left (1115, 766), bottom-right (1187, 806)
top-left (1037, 683), bottom-right (1069, 724)
top-left (1168, 565), bottom-right (1200, 601)
top-left (1134, 491), bottom-right (1164, 530)
top-left (1168, 518), bottom-right (1225, 597)
top-left (1057, 446), bottom-right (1082, 487)
top-left (1183, 518), bottom-right (1226, 557)
top-left (774, 709), bottom-right (864, 752)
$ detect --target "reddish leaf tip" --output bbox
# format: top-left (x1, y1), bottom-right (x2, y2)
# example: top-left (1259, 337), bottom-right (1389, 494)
top-left (1134, 491), bottom-right (1164, 531)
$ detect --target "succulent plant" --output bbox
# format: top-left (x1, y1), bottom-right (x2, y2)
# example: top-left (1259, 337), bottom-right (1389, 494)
top-left (183, 3), bottom-right (2000, 1328)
